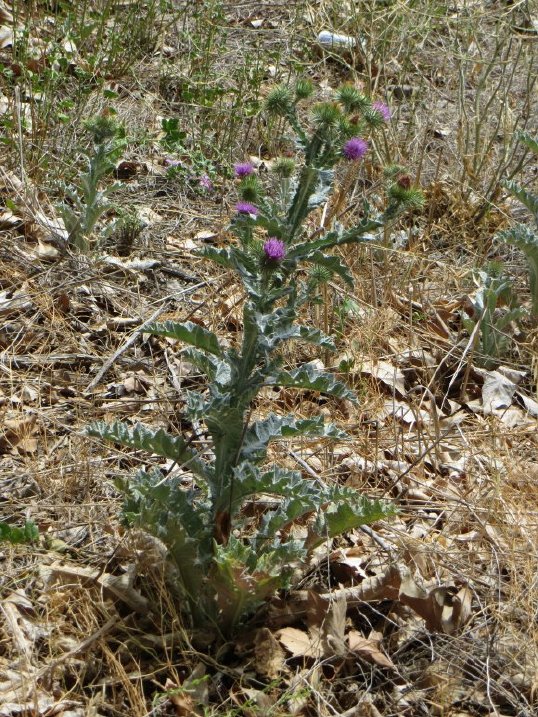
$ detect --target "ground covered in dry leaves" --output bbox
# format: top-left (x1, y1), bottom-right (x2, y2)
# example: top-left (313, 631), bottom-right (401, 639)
top-left (0, 1), bottom-right (537, 716)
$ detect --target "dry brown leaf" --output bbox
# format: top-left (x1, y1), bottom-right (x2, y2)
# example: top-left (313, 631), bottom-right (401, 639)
top-left (254, 628), bottom-right (286, 678)
top-left (480, 369), bottom-right (519, 413)
top-left (0, 25), bottom-right (12, 49)
top-left (164, 678), bottom-right (196, 717)
top-left (359, 359), bottom-right (407, 397)
top-left (40, 562), bottom-right (149, 614)
top-left (321, 593), bottom-right (347, 657)
top-left (34, 239), bottom-right (60, 260)
top-left (377, 398), bottom-right (430, 426)
top-left (0, 414), bottom-right (37, 453)
top-left (399, 574), bottom-right (473, 634)
top-left (276, 626), bottom-right (324, 658)
top-left (347, 630), bottom-right (395, 669)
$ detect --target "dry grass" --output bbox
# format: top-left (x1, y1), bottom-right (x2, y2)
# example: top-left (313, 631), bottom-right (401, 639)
top-left (1, 0), bottom-right (537, 715)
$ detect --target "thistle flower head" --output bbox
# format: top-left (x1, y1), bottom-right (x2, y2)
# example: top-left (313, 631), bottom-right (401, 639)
top-left (263, 237), bottom-right (286, 262)
top-left (343, 137), bottom-right (368, 161)
top-left (234, 162), bottom-right (254, 178)
top-left (199, 175), bottom-right (213, 190)
top-left (235, 201), bottom-right (258, 216)
top-left (372, 100), bottom-right (391, 122)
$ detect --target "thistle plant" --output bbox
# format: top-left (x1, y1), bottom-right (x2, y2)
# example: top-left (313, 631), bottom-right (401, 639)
top-left (462, 264), bottom-right (525, 368)
top-left (88, 82), bottom-right (421, 637)
top-left (60, 116), bottom-right (125, 253)
top-left (497, 131), bottom-right (538, 316)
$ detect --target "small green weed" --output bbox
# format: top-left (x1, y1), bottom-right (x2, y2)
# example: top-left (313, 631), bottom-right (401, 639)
top-left (0, 520), bottom-right (39, 545)
top-left (59, 115), bottom-right (125, 253)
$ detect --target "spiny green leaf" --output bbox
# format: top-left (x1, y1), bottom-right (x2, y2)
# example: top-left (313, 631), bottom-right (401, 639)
top-left (145, 320), bottom-right (222, 356)
top-left (502, 179), bottom-right (538, 221)
top-left (288, 221), bottom-right (381, 263)
top-left (211, 536), bottom-right (285, 630)
top-left (197, 246), bottom-right (235, 270)
top-left (255, 309), bottom-right (335, 350)
top-left (498, 224), bottom-right (538, 314)
top-left (241, 414), bottom-right (346, 462)
top-left (119, 469), bottom-right (213, 606)
top-left (182, 347), bottom-right (231, 385)
top-left (87, 421), bottom-right (209, 480)
top-left (320, 489), bottom-right (395, 540)
top-left (517, 130), bottom-right (538, 155)
top-left (271, 362), bottom-right (357, 402)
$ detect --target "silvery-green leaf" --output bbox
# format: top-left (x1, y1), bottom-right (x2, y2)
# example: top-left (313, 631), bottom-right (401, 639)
top-left (146, 320), bottom-right (222, 356)
top-left (198, 246), bottom-right (235, 270)
top-left (183, 348), bottom-right (231, 384)
top-left (256, 313), bottom-right (335, 350)
top-left (502, 179), bottom-right (538, 221)
top-left (270, 362), bottom-right (356, 402)
top-left (240, 414), bottom-right (346, 462)
top-left (517, 130), bottom-right (538, 155)
top-left (119, 468), bottom-right (213, 607)
top-left (87, 420), bottom-right (209, 480)
top-left (319, 489), bottom-right (395, 540)
top-left (308, 168), bottom-right (334, 208)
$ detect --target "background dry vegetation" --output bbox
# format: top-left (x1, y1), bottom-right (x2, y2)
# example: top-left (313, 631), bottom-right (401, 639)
top-left (0, 0), bottom-right (537, 715)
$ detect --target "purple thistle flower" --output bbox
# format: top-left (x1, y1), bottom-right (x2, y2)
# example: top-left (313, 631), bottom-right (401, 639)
top-left (234, 162), bottom-right (255, 178)
top-left (263, 238), bottom-right (286, 262)
top-left (372, 100), bottom-right (391, 122)
top-left (235, 201), bottom-right (258, 216)
top-left (199, 174), bottom-right (213, 191)
top-left (164, 157), bottom-right (181, 168)
top-left (343, 137), bottom-right (368, 161)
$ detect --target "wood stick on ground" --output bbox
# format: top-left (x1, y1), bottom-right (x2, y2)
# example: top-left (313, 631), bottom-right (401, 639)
top-left (85, 303), bottom-right (168, 393)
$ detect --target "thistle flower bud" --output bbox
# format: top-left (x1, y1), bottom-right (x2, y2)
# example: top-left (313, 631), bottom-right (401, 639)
top-left (388, 179), bottom-right (424, 208)
top-left (84, 116), bottom-right (119, 144)
top-left (272, 157), bottom-right (295, 178)
top-left (337, 85), bottom-right (370, 114)
top-left (265, 85), bottom-right (294, 116)
top-left (311, 102), bottom-right (342, 129)
top-left (295, 78), bottom-right (314, 100)
top-left (239, 175), bottom-right (261, 203)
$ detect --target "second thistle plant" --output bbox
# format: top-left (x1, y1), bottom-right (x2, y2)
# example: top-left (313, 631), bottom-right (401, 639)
top-left (60, 116), bottom-right (125, 253)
